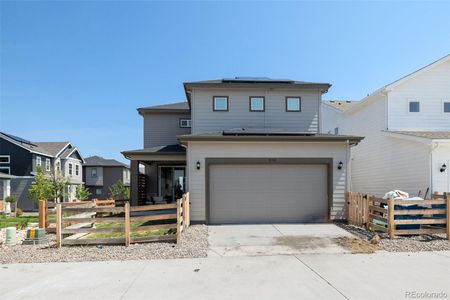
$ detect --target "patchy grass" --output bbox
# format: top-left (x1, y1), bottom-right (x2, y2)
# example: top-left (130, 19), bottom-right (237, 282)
top-left (334, 236), bottom-right (381, 254)
top-left (0, 215), bottom-right (39, 229)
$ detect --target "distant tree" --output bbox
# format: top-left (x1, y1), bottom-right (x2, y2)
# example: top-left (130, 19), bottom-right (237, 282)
top-left (109, 181), bottom-right (130, 201)
top-left (50, 169), bottom-right (69, 202)
top-left (76, 185), bottom-right (92, 201)
top-left (28, 166), bottom-right (53, 202)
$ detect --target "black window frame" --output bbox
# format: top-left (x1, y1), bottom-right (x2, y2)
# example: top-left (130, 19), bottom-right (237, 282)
top-left (68, 163), bottom-right (73, 175)
top-left (444, 102), bottom-right (450, 113)
top-left (91, 168), bottom-right (97, 178)
top-left (286, 97), bottom-right (302, 112)
top-left (213, 96), bottom-right (229, 112)
top-left (249, 96), bottom-right (265, 112)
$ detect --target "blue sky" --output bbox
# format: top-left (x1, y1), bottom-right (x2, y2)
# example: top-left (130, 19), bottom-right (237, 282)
top-left (1, 1), bottom-right (449, 163)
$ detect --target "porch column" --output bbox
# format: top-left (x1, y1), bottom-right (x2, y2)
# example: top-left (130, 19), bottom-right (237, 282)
top-left (130, 160), bottom-right (139, 206)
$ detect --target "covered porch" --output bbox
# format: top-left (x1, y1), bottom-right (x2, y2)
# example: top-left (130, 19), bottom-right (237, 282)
top-left (122, 144), bottom-right (187, 206)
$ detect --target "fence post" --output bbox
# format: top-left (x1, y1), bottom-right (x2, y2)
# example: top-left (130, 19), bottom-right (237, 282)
top-left (56, 204), bottom-right (62, 248)
top-left (388, 197), bottom-right (395, 239)
top-left (125, 202), bottom-right (130, 246)
top-left (39, 200), bottom-right (46, 229)
top-left (176, 199), bottom-right (181, 243)
top-left (185, 193), bottom-right (190, 228)
top-left (446, 197), bottom-right (450, 241)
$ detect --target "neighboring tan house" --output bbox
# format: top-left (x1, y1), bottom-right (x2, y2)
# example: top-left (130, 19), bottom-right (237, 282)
top-left (123, 77), bottom-right (363, 224)
top-left (322, 54), bottom-right (450, 197)
top-left (83, 156), bottom-right (130, 200)
top-left (0, 132), bottom-right (84, 210)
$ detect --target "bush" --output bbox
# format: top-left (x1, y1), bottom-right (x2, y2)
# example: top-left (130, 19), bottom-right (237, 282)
top-left (5, 195), bottom-right (17, 203)
top-left (15, 208), bottom-right (23, 217)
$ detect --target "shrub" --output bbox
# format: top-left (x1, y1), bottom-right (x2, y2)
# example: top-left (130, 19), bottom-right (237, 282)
top-left (15, 208), bottom-right (23, 217)
top-left (5, 195), bottom-right (17, 203)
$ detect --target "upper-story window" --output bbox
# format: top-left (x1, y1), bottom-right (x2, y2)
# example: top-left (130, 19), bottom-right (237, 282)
top-left (249, 97), bottom-right (265, 112)
top-left (286, 97), bottom-right (301, 112)
top-left (213, 96), bottom-right (228, 111)
top-left (75, 164), bottom-right (79, 176)
top-left (68, 163), bottom-right (73, 175)
top-left (0, 155), bottom-right (10, 164)
top-left (179, 118), bottom-right (191, 128)
top-left (91, 168), bottom-right (97, 177)
top-left (0, 167), bottom-right (10, 174)
top-left (444, 102), bottom-right (450, 113)
top-left (409, 101), bottom-right (420, 113)
top-left (45, 158), bottom-right (51, 172)
top-left (56, 161), bottom-right (61, 172)
top-left (36, 156), bottom-right (42, 167)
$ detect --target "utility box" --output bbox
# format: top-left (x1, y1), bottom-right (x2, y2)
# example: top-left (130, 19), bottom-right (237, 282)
top-left (22, 228), bottom-right (48, 245)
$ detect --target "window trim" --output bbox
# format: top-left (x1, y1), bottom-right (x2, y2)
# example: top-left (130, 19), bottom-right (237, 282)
top-left (213, 96), bottom-right (229, 112)
top-left (0, 155), bottom-right (10, 164)
top-left (91, 167), bottom-right (97, 178)
top-left (408, 100), bottom-right (420, 113)
top-left (75, 164), bottom-right (79, 176)
top-left (443, 101), bottom-right (450, 114)
top-left (249, 96), bottom-right (265, 112)
top-left (96, 188), bottom-right (102, 195)
top-left (68, 163), bottom-right (73, 175)
top-left (0, 166), bottom-right (10, 175)
top-left (285, 97), bottom-right (302, 112)
top-left (179, 118), bottom-right (192, 128)
top-left (45, 158), bottom-right (51, 171)
top-left (36, 156), bottom-right (42, 166)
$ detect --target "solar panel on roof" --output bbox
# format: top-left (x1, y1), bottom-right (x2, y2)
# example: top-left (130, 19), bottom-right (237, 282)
top-left (222, 77), bottom-right (294, 84)
top-left (0, 132), bottom-right (35, 146)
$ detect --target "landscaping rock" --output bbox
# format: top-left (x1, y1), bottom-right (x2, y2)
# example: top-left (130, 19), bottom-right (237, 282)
top-left (0, 225), bottom-right (208, 264)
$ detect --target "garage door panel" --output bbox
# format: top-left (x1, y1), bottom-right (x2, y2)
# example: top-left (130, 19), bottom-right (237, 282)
top-left (209, 164), bottom-right (328, 224)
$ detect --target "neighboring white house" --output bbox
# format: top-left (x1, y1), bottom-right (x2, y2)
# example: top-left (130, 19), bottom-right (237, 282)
top-left (322, 54), bottom-right (450, 197)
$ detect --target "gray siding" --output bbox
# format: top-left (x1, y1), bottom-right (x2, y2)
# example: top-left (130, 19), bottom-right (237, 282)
top-left (86, 166), bottom-right (129, 199)
top-left (191, 89), bottom-right (321, 134)
top-left (143, 112), bottom-right (191, 148)
top-left (85, 166), bottom-right (103, 186)
top-left (11, 177), bottom-right (37, 211)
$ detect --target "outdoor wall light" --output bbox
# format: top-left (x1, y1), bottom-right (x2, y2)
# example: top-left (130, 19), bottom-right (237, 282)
top-left (196, 161), bottom-right (201, 170)
top-left (337, 161), bottom-right (343, 170)
top-left (440, 164), bottom-right (447, 173)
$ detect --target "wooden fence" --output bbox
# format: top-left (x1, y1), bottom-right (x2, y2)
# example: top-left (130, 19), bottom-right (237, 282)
top-left (43, 193), bottom-right (190, 247)
top-left (348, 191), bottom-right (450, 239)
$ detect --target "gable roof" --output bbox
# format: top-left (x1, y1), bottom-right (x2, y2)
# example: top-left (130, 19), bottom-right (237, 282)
top-left (33, 142), bottom-right (70, 156)
top-left (84, 155), bottom-right (129, 168)
top-left (346, 54), bottom-right (450, 114)
top-left (137, 101), bottom-right (190, 115)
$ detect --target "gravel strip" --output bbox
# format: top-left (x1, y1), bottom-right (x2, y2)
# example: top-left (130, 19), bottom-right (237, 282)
top-left (0, 225), bottom-right (208, 264)
top-left (335, 222), bottom-right (450, 252)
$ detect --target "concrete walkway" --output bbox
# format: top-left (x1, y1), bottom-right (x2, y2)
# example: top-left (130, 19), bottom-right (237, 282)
top-left (1, 251), bottom-right (449, 300)
top-left (208, 224), bottom-right (354, 256)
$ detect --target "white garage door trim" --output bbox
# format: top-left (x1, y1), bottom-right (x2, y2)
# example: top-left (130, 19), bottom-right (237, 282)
top-left (205, 158), bottom-right (333, 224)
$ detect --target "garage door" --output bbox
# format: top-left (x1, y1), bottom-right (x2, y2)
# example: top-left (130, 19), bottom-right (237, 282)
top-left (209, 164), bottom-right (328, 224)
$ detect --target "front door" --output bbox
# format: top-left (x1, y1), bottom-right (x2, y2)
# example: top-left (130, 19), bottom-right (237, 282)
top-left (159, 166), bottom-right (186, 202)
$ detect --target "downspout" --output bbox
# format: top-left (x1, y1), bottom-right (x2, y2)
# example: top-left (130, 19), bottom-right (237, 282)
top-left (346, 139), bottom-right (351, 192)
top-left (430, 141), bottom-right (439, 195)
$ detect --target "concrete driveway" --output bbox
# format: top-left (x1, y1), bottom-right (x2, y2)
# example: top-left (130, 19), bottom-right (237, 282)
top-left (208, 224), bottom-right (354, 257)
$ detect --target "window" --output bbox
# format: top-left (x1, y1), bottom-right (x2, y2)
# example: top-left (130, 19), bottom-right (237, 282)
top-left (91, 168), bottom-right (97, 177)
top-left (250, 97), bottom-right (265, 112)
top-left (409, 101), bottom-right (420, 112)
top-left (45, 159), bottom-right (51, 171)
top-left (68, 163), bottom-right (73, 175)
top-left (0, 167), bottom-right (10, 174)
top-left (179, 118), bottom-right (192, 128)
top-left (444, 102), bottom-right (450, 113)
top-left (0, 155), bottom-right (10, 164)
top-left (75, 165), bottom-right (79, 176)
top-left (96, 188), bottom-right (102, 195)
top-left (36, 156), bottom-right (42, 166)
top-left (56, 161), bottom-right (61, 171)
top-left (286, 97), bottom-right (301, 112)
top-left (213, 96), bottom-right (228, 111)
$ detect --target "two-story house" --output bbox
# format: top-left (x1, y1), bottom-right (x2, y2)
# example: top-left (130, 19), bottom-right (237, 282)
top-left (83, 156), bottom-right (130, 200)
top-left (0, 132), bottom-right (84, 210)
top-left (322, 54), bottom-right (450, 197)
top-left (123, 78), bottom-right (363, 224)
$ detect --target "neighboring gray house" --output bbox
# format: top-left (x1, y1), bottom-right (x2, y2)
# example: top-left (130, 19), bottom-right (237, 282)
top-left (0, 132), bottom-right (84, 210)
top-left (123, 77), bottom-right (363, 224)
top-left (83, 156), bottom-right (130, 200)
